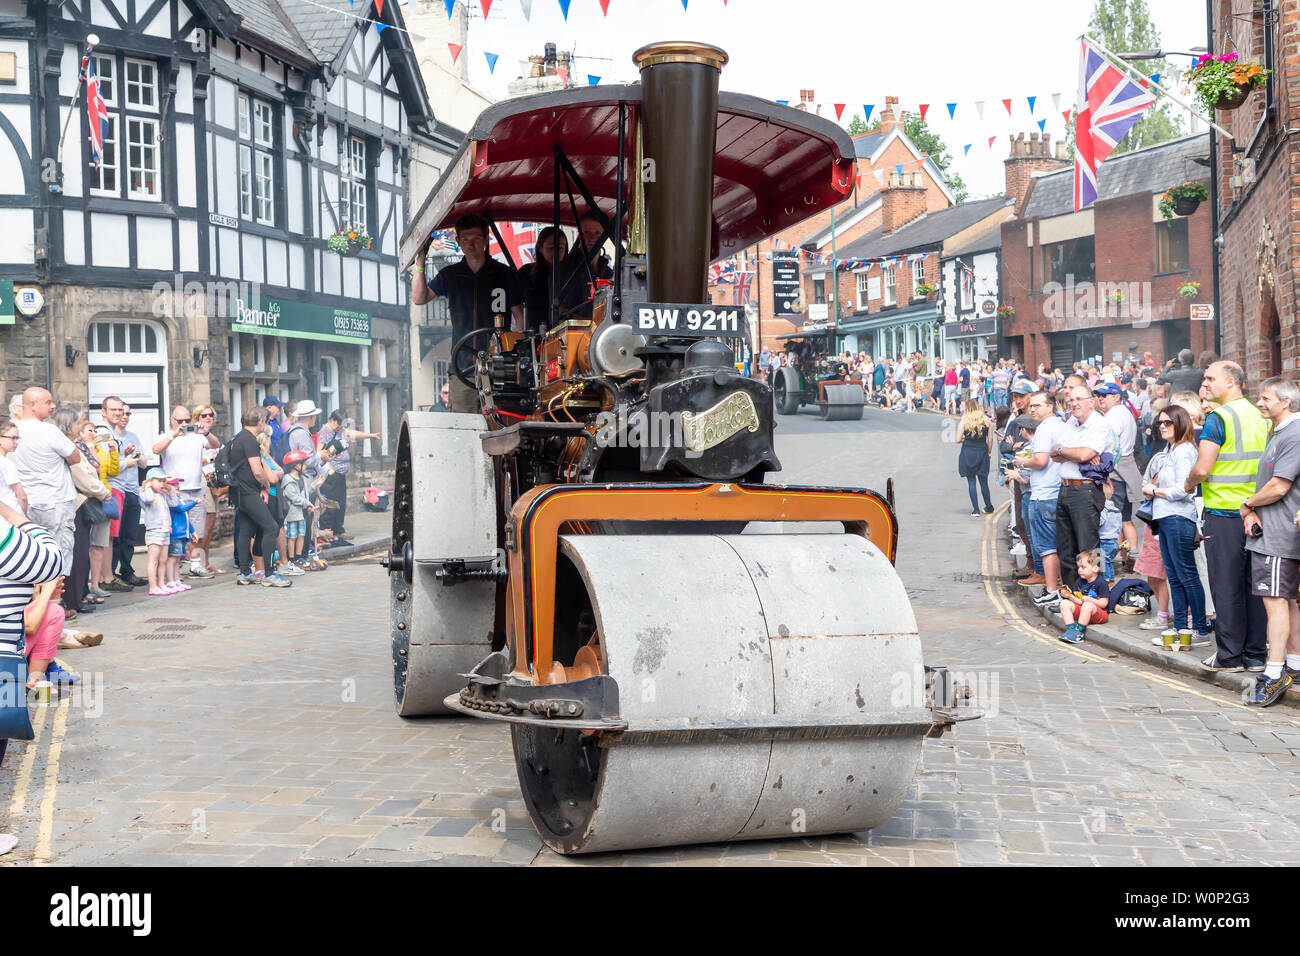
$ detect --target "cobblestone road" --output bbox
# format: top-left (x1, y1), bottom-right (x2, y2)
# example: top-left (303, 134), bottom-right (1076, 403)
top-left (4, 407), bottom-right (1299, 866)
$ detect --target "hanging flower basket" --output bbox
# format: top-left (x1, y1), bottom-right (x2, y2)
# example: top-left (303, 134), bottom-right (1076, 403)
top-left (915, 282), bottom-right (936, 300)
top-left (326, 230), bottom-right (373, 256)
top-left (1178, 280), bottom-right (1201, 299)
top-left (1186, 53), bottom-right (1269, 113)
top-left (1158, 182), bottom-right (1209, 221)
top-left (996, 305), bottom-right (1014, 318)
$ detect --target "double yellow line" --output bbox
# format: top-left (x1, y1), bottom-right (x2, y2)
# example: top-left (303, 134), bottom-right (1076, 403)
top-left (980, 501), bottom-right (1300, 721)
top-left (5, 663), bottom-right (73, 865)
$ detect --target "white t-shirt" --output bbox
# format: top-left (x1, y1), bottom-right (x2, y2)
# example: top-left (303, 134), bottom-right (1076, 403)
top-left (10, 418), bottom-right (75, 507)
top-left (1104, 403), bottom-right (1137, 459)
top-left (1056, 411), bottom-right (1116, 480)
top-left (160, 433), bottom-right (206, 491)
top-left (1028, 417), bottom-right (1065, 501)
top-left (0, 455), bottom-right (19, 511)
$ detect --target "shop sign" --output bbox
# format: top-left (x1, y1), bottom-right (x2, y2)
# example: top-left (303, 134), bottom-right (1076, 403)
top-left (772, 257), bottom-right (801, 315)
top-left (0, 281), bottom-right (13, 324)
top-left (948, 315), bottom-right (996, 339)
top-left (807, 303), bottom-right (828, 322)
top-left (232, 294), bottom-right (371, 345)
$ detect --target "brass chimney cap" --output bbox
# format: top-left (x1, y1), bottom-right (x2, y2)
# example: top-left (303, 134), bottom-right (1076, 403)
top-left (633, 41), bottom-right (728, 71)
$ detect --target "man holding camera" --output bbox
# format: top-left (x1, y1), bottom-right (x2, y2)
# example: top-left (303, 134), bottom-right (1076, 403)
top-left (1239, 377), bottom-right (1300, 706)
top-left (153, 404), bottom-right (220, 579)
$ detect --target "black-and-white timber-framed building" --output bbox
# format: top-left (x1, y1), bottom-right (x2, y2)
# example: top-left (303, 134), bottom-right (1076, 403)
top-left (0, 0), bottom-right (458, 463)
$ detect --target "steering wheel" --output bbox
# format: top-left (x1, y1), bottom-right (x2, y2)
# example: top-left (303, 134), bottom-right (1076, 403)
top-left (450, 326), bottom-right (498, 389)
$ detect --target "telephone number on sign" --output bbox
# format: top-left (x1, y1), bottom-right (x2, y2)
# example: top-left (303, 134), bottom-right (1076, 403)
top-left (333, 315), bottom-right (370, 333)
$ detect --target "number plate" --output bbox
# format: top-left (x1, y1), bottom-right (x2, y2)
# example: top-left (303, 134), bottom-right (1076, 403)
top-left (629, 302), bottom-right (744, 337)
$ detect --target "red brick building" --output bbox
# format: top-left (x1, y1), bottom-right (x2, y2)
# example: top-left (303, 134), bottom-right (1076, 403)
top-left (1213, 0), bottom-right (1296, 381)
top-left (711, 96), bottom-right (956, 352)
top-left (999, 132), bottom-right (1215, 371)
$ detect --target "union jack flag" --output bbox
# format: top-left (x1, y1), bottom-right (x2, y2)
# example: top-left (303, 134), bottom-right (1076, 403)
top-left (734, 270), bottom-right (754, 305)
top-left (487, 222), bottom-right (538, 266)
top-left (85, 52), bottom-right (109, 169)
top-left (708, 260), bottom-right (736, 286)
top-left (1074, 38), bottom-right (1155, 211)
top-left (958, 259), bottom-right (975, 297)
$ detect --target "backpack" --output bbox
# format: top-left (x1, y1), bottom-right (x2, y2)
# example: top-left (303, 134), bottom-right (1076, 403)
top-left (272, 424), bottom-right (305, 467)
top-left (209, 439), bottom-right (234, 491)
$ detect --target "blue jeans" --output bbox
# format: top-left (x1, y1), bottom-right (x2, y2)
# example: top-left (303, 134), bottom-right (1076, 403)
top-left (967, 474), bottom-right (992, 512)
top-left (1101, 537), bottom-right (1118, 581)
top-left (1024, 497), bottom-right (1058, 574)
top-left (1157, 514), bottom-right (1207, 633)
top-left (992, 388), bottom-right (1008, 410)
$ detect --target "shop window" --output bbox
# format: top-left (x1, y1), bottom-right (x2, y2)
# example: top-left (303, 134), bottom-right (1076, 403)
top-left (318, 356), bottom-right (339, 413)
top-left (361, 386), bottom-right (373, 458)
top-left (1042, 236), bottom-right (1095, 286)
top-left (1155, 220), bottom-right (1189, 274)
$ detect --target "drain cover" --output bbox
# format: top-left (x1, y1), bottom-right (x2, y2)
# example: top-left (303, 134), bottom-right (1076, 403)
top-left (135, 632), bottom-right (184, 641)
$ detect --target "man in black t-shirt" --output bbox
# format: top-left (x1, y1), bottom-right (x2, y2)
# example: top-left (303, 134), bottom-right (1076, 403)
top-left (412, 213), bottom-right (525, 413)
top-left (229, 406), bottom-right (290, 588)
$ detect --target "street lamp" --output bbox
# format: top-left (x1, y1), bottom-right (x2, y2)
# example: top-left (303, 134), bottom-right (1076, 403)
top-left (1115, 46), bottom-right (1207, 60)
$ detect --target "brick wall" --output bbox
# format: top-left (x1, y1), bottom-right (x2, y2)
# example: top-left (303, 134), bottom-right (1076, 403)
top-left (1214, 0), bottom-right (1300, 385)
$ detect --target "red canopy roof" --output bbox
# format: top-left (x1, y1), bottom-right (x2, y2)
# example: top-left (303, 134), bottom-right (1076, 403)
top-left (401, 84), bottom-right (856, 267)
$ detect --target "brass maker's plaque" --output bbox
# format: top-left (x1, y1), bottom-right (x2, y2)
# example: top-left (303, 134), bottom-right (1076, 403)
top-left (681, 391), bottom-right (759, 453)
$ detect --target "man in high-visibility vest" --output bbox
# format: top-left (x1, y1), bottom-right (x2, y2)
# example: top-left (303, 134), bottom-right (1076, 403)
top-left (1186, 361), bottom-right (1270, 672)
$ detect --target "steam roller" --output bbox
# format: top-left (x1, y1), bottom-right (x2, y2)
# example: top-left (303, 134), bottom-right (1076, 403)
top-left (389, 40), bottom-right (980, 854)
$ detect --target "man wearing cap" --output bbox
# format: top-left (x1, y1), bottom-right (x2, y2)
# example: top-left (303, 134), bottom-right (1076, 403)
top-left (153, 405), bottom-right (219, 579)
top-left (263, 396), bottom-right (285, 444)
top-left (1094, 382), bottom-right (1142, 562)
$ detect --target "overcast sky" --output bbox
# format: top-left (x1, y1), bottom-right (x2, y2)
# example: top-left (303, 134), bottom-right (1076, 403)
top-left (435, 0), bottom-right (1212, 199)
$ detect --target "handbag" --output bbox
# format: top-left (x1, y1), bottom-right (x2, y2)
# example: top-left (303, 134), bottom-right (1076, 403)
top-left (1134, 497), bottom-right (1156, 529)
top-left (0, 648), bottom-right (34, 740)
top-left (100, 493), bottom-right (120, 521)
top-left (80, 496), bottom-right (108, 525)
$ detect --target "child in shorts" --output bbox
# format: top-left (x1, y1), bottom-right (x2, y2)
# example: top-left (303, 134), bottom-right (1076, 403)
top-left (1058, 548), bottom-right (1109, 644)
top-left (279, 450), bottom-right (312, 574)
top-left (139, 468), bottom-right (172, 596)
top-left (165, 476), bottom-right (197, 594)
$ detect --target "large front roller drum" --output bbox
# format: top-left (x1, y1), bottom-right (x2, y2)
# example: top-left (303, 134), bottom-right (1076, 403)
top-left (391, 412), bottom-right (498, 717)
top-left (512, 532), bottom-right (924, 854)
top-left (821, 383), bottom-right (865, 421)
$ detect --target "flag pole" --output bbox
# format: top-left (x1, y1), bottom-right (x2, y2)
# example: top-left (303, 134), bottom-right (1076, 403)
top-left (1081, 33), bottom-right (1234, 140)
top-left (57, 34), bottom-right (99, 169)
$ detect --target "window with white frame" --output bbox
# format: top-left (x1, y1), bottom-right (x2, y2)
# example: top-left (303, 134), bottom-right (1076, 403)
top-left (361, 386), bottom-right (373, 457)
top-left (883, 267), bottom-right (896, 307)
top-left (318, 356), bottom-right (339, 413)
top-left (856, 273), bottom-right (870, 311)
top-left (124, 58), bottom-right (160, 199)
top-left (89, 54), bottom-right (119, 194)
top-left (959, 266), bottom-right (973, 312)
top-left (911, 257), bottom-right (926, 297)
top-left (377, 344), bottom-right (388, 378)
top-left (253, 336), bottom-right (266, 372)
top-left (360, 345), bottom-right (370, 378)
top-left (380, 389), bottom-right (390, 456)
top-left (89, 55), bottom-right (160, 199)
top-left (347, 135), bottom-right (368, 232)
top-left (227, 387), bottom-right (242, 429)
top-left (277, 340), bottom-right (288, 374)
top-left (227, 334), bottom-right (241, 371)
top-left (238, 93), bottom-right (275, 225)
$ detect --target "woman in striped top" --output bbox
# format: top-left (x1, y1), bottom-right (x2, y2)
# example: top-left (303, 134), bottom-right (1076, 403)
top-left (0, 501), bottom-right (65, 722)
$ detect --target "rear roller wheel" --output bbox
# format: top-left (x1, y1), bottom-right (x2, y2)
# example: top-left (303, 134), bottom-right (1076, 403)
top-left (391, 413), bottom-right (499, 717)
top-left (773, 367), bottom-right (801, 415)
top-left (512, 532), bottom-right (925, 854)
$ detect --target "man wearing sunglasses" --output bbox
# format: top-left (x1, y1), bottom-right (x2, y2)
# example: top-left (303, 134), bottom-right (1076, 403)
top-left (153, 405), bottom-right (220, 579)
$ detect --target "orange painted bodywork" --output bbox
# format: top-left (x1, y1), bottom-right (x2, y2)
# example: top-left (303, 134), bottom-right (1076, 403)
top-left (504, 482), bottom-right (896, 682)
